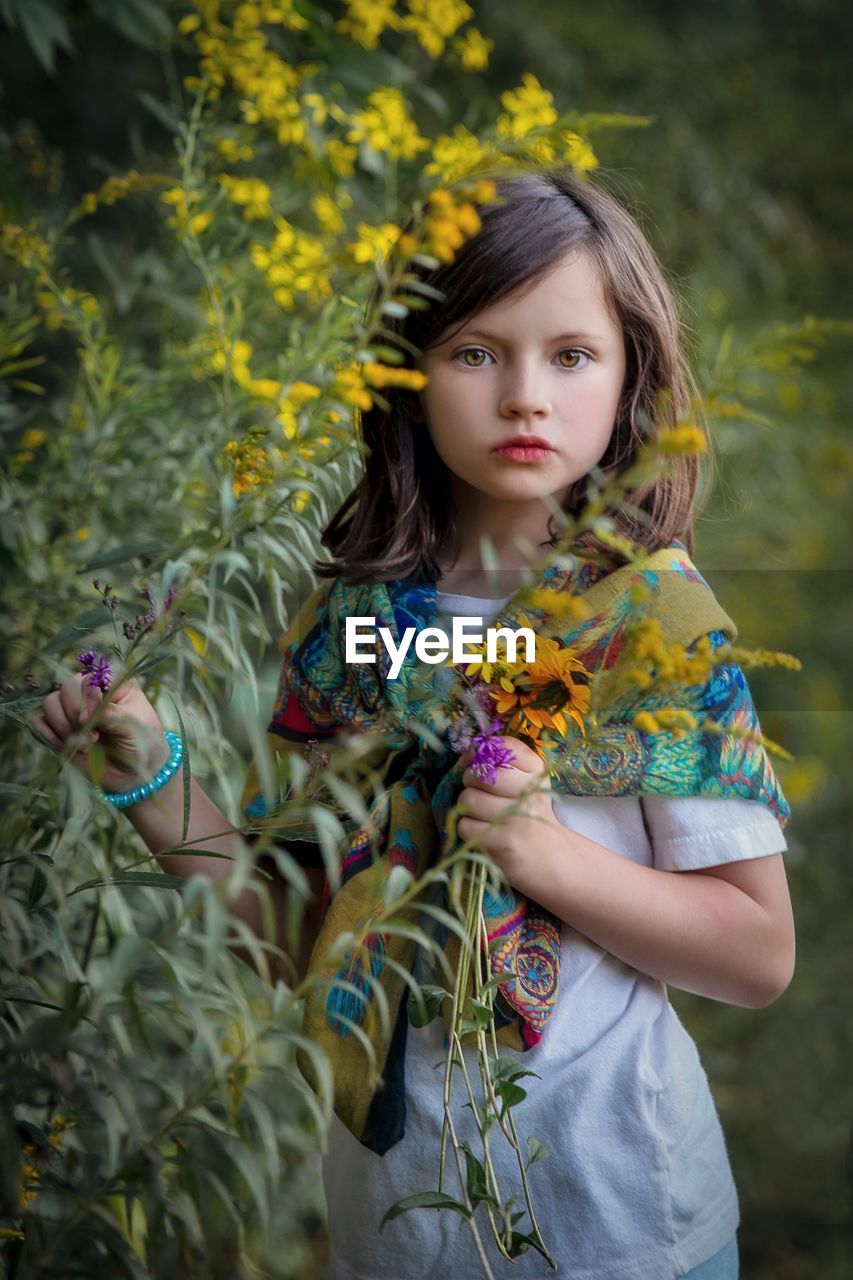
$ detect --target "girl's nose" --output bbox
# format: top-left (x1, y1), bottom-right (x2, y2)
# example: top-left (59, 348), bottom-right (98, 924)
top-left (498, 365), bottom-right (552, 419)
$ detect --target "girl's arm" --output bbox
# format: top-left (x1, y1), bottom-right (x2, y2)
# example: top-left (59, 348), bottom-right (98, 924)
top-left (457, 737), bottom-right (796, 1009)
top-left (124, 770), bottom-right (325, 984)
top-left (517, 832), bottom-right (795, 1008)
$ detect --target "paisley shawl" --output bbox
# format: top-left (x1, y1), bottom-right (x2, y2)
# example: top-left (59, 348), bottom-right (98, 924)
top-left (240, 541), bottom-right (790, 1155)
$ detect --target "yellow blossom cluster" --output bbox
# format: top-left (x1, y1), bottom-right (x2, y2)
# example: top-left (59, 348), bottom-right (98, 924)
top-left (1, 218), bottom-right (52, 273)
top-left (249, 217), bottom-right (333, 309)
top-left (79, 168), bottom-right (166, 215)
top-left (162, 185), bottom-right (214, 238)
top-left (215, 134), bottom-right (255, 162)
top-left (222, 435), bottom-right (273, 496)
top-left (217, 173), bottom-right (273, 221)
top-left (326, 138), bottom-right (359, 178)
top-left (361, 362), bottom-right (428, 390)
top-left (333, 365), bottom-right (373, 412)
top-left (12, 1114), bottom-right (70, 1228)
top-left (211, 337), bottom-right (281, 400)
top-left (13, 426), bottom-right (48, 468)
top-left (346, 87), bottom-right (431, 162)
top-left (278, 380), bottom-right (322, 438)
top-left (496, 73), bottom-right (558, 140)
top-left (335, 0), bottom-right (400, 48)
top-left (562, 131), bottom-right (599, 176)
top-left (180, 1), bottom-right (313, 148)
top-left (399, 0), bottom-right (474, 58)
top-left (518, 585), bottom-right (592, 623)
top-left (418, 183), bottom-right (494, 265)
top-left (622, 619), bottom-right (717, 690)
top-left (36, 286), bottom-right (100, 332)
top-left (633, 708), bottom-right (699, 739)
top-left (348, 220), bottom-right (404, 265)
top-left (424, 123), bottom-right (499, 183)
top-left (335, 0), bottom-right (487, 65)
top-left (655, 424), bottom-right (708, 455)
top-left (312, 190), bottom-right (353, 236)
top-left (452, 25), bottom-right (493, 70)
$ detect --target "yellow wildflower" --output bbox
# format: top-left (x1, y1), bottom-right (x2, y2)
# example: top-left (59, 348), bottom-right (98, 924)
top-left (312, 190), bottom-right (352, 235)
top-left (223, 437), bottom-right (273, 497)
top-left (562, 131), bottom-right (599, 175)
top-left (424, 123), bottom-right (495, 182)
top-left (348, 221), bottom-right (404, 265)
top-left (21, 427), bottom-right (46, 449)
top-left (1, 219), bottom-right (52, 272)
top-left (79, 168), bottom-right (163, 216)
top-left (346, 87), bottom-right (431, 162)
top-left (496, 73), bottom-right (558, 140)
top-left (400, 0), bottom-right (473, 59)
top-left (327, 138), bottom-right (359, 177)
top-left (250, 217), bottom-right (332, 309)
top-left (656, 424), bottom-right (708, 455)
top-left (333, 367), bottom-right (373, 412)
top-left (278, 380), bottom-right (322, 438)
top-left (452, 26), bottom-right (493, 70)
top-left (362, 362), bottom-right (428, 390)
top-left (335, 0), bottom-right (401, 49)
top-left (217, 173), bottom-right (273, 221)
top-left (215, 136), bottom-right (256, 162)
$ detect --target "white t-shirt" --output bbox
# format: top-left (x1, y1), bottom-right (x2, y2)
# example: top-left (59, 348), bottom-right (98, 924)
top-left (319, 592), bottom-right (788, 1280)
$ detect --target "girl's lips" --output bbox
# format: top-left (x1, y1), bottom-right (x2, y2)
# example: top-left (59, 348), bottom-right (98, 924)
top-left (493, 444), bottom-right (554, 461)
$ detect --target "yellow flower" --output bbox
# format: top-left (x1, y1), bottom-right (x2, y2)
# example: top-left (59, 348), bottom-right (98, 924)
top-left (345, 87), bottom-right (431, 162)
top-left (362, 362), bottom-right (428, 390)
top-left (333, 367), bottom-right (373, 412)
top-left (222, 437), bottom-right (273, 496)
top-left (424, 124), bottom-right (495, 182)
top-left (327, 139), bottom-right (359, 178)
top-left (250, 217), bottom-right (332, 309)
top-left (496, 73), bottom-right (558, 140)
top-left (215, 136), bottom-right (256, 162)
top-left (278, 380), bottom-right (322, 437)
top-left (400, 0), bottom-right (473, 59)
top-left (21, 427), bottom-right (46, 449)
top-left (335, 0), bottom-right (401, 49)
top-left (348, 220), bottom-right (403, 264)
top-left (656, 424), bottom-right (708, 455)
top-left (217, 173), bottom-right (273, 221)
top-left (471, 628), bottom-right (593, 741)
top-left (562, 131), bottom-right (598, 175)
top-left (312, 191), bottom-right (352, 235)
top-left (452, 26), bottom-right (493, 70)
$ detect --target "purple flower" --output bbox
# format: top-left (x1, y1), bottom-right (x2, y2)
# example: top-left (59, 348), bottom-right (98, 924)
top-left (77, 649), bottom-right (112, 692)
top-left (469, 721), bottom-right (516, 785)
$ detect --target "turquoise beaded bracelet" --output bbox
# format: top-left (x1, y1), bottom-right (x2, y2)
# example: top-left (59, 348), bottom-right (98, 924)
top-left (100, 731), bottom-right (184, 809)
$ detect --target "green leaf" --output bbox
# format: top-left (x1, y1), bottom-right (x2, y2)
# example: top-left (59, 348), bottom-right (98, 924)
top-left (81, 540), bottom-right (164, 571)
top-left (497, 1080), bottom-right (527, 1117)
top-left (379, 1191), bottom-right (471, 1231)
top-left (16, 0), bottom-right (74, 75)
top-left (461, 1143), bottom-right (495, 1206)
top-left (469, 998), bottom-right (494, 1028)
top-left (99, 872), bottom-right (186, 890)
top-left (525, 1136), bottom-right (550, 1169)
top-left (407, 983), bottom-right (450, 1028)
top-left (26, 866), bottom-right (48, 910)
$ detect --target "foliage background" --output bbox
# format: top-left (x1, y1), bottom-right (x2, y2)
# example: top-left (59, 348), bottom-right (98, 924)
top-left (1, 0), bottom-right (850, 1276)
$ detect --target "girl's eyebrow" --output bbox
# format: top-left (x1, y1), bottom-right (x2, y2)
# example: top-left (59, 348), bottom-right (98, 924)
top-left (454, 328), bottom-right (605, 345)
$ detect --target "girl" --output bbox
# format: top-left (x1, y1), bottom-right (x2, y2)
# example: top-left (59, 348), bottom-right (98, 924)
top-left (33, 168), bottom-right (795, 1280)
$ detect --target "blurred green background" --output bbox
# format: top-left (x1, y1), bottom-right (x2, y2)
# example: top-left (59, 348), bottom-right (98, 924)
top-left (1, 1), bottom-right (850, 1276)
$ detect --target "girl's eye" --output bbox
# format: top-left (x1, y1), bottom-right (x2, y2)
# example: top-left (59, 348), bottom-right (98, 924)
top-left (454, 348), bottom-right (492, 368)
top-left (453, 347), bottom-right (590, 369)
top-left (558, 349), bottom-right (588, 369)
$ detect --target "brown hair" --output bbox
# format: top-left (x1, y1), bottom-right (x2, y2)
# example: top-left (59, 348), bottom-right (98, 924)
top-left (317, 165), bottom-right (703, 583)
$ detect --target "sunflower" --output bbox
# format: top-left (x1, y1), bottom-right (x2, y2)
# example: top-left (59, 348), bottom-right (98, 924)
top-left (488, 634), bottom-right (592, 741)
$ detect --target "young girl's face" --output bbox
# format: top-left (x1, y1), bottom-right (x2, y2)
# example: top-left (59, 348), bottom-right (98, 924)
top-left (415, 249), bottom-right (626, 525)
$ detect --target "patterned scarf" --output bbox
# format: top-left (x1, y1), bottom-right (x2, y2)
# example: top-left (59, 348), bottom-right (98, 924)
top-left (240, 541), bottom-right (789, 1155)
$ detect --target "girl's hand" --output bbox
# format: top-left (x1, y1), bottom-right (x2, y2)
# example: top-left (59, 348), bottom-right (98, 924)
top-left (457, 735), bottom-right (558, 888)
top-left (30, 673), bottom-right (170, 793)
